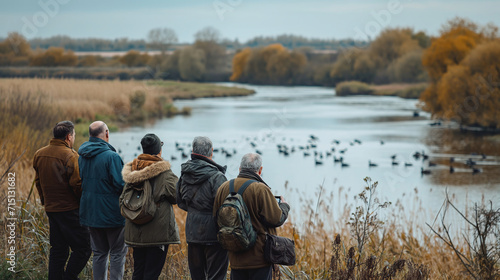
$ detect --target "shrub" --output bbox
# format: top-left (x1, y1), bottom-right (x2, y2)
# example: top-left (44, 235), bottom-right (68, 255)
top-left (30, 47), bottom-right (78, 67)
top-left (335, 81), bottom-right (374, 96)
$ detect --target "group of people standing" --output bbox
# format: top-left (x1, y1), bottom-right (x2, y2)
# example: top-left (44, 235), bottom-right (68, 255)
top-left (33, 120), bottom-right (290, 280)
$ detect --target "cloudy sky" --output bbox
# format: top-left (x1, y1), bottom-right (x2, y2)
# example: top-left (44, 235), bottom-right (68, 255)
top-left (1, 0), bottom-right (499, 42)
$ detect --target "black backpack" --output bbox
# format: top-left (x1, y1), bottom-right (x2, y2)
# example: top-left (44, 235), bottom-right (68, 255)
top-left (216, 179), bottom-right (257, 252)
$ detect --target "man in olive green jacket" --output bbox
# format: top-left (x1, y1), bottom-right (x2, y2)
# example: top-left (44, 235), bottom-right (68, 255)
top-left (120, 133), bottom-right (180, 280)
top-left (213, 153), bottom-right (290, 280)
top-left (33, 121), bottom-right (91, 280)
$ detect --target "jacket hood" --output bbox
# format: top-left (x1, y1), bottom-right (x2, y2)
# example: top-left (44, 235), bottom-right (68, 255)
top-left (180, 159), bottom-right (220, 185)
top-left (122, 160), bottom-right (171, 184)
top-left (78, 137), bottom-right (116, 158)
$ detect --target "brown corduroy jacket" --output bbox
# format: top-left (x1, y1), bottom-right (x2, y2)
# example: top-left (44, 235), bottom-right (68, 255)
top-left (213, 176), bottom-right (290, 269)
top-left (33, 139), bottom-right (82, 212)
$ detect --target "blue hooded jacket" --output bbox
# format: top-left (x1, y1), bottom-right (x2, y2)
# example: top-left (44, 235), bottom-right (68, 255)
top-left (78, 137), bottom-right (125, 228)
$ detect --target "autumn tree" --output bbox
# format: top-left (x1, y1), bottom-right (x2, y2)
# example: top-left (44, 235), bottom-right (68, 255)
top-left (30, 47), bottom-right (78, 66)
top-left (119, 50), bottom-right (150, 67)
top-left (329, 48), bottom-right (376, 83)
top-left (0, 32), bottom-right (31, 66)
top-left (369, 28), bottom-right (421, 69)
top-left (420, 18), bottom-right (500, 129)
top-left (245, 44), bottom-right (286, 84)
top-left (387, 50), bottom-right (427, 83)
top-left (266, 49), bottom-right (307, 84)
top-left (230, 48), bottom-right (252, 81)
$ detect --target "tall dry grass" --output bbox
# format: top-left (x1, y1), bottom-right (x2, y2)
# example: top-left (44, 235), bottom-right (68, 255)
top-left (273, 180), bottom-right (498, 280)
top-left (0, 78), bottom-right (252, 279)
top-left (0, 78), bottom-right (496, 279)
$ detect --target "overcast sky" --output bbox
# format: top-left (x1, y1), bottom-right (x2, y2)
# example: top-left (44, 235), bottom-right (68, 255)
top-left (1, 0), bottom-right (499, 42)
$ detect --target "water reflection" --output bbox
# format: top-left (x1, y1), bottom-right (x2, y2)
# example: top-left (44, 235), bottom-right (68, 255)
top-left (423, 127), bottom-right (500, 186)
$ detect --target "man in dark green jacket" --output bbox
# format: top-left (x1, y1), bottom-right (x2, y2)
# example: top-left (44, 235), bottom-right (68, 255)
top-left (176, 136), bottom-right (229, 280)
top-left (78, 121), bottom-right (127, 280)
top-left (33, 121), bottom-right (91, 280)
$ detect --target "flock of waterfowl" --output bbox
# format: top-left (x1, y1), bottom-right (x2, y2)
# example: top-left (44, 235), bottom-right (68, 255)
top-left (117, 134), bottom-right (495, 177)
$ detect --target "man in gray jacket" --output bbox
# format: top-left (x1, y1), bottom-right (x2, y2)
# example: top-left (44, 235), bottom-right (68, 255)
top-left (176, 136), bottom-right (229, 280)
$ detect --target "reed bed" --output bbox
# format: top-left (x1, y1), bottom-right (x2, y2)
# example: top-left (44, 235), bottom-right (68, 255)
top-left (0, 78), bottom-right (497, 279)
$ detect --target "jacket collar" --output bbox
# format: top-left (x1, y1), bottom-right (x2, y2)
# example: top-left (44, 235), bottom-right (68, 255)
top-left (89, 136), bottom-right (116, 152)
top-left (122, 159), bottom-right (171, 184)
top-left (237, 168), bottom-right (269, 188)
top-left (191, 153), bottom-right (227, 174)
top-left (49, 138), bottom-right (71, 148)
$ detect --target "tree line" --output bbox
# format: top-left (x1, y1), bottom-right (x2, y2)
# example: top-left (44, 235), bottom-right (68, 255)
top-left (0, 33), bottom-right (367, 52)
top-left (0, 27), bottom-right (231, 82)
top-left (229, 28), bottom-right (431, 86)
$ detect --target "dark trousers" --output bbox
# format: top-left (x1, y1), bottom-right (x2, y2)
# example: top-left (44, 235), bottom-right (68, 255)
top-left (230, 266), bottom-right (272, 280)
top-left (88, 227), bottom-right (127, 280)
top-left (188, 243), bottom-right (229, 280)
top-left (47, 209), bottom-right (91, 280)
top-left (132, 246), bottom-right (168, 280)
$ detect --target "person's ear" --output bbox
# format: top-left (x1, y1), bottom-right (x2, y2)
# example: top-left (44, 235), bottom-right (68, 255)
top-left (258, 166), bottom-right (263, 175)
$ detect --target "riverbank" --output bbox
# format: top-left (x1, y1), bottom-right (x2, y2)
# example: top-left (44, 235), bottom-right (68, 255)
top-left (0, 78), bottom-right (254, 198)
top-left (335, 81), bottom-right (428, 99)
top-left (0, 78), bottom-right (254, 141)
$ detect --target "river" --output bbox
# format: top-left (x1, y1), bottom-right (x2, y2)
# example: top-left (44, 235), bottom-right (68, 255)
top-left (110, 83), bottom-right (500, 227)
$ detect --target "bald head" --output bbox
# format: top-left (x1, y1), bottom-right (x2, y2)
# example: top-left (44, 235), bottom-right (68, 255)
top-left (89, 121), bottom-right (109, 142)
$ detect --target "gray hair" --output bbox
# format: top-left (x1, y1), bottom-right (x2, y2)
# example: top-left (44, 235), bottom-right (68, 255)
top-left (240, 153), bottom-right (262, 172)
top-left (192, 136), bottom-right (213, 157)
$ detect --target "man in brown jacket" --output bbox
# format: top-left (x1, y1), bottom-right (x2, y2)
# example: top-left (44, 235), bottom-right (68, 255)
top-left (213, 153), bottom-right (290, 280)
top-left (33, 121), bottom-right (91, 280)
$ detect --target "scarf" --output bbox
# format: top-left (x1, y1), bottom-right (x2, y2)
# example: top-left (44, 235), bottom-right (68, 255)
top-left (237, 168), bottom-right (270, 188)
top-left (132, 153), bottom-right (163, 171)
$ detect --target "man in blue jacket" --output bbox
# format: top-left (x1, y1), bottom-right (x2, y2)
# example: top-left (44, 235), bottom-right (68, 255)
top-left (78, 121), bottom-right (127, 280)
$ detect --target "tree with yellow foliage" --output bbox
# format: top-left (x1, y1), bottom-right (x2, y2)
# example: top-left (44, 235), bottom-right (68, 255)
top-left (230, 48), bottom-right (252, 81)
top-left (420, 18), bottom-right (500, 129)
top-left (230, 44), bottom-right (307, 85)
top-left (30, 47), bottom-right (78, 67)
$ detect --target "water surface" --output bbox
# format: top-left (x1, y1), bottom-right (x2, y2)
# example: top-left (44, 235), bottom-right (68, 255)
top-left (111, 84), bottom-right (500, 225)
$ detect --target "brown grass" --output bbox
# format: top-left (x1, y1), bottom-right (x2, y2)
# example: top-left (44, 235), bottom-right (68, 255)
top-left (0, 78), bottom-right (254, 121)
top-left (371, 83), bottom-right (428, 99)
top-left (273, 183), bottom-right (474, 280)
top-left (0, 78), bottom-right (491, 279)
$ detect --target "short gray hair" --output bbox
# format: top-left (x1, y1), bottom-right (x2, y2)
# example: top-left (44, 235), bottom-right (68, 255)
top-left (240, 153), bottom-right (262, 172)
top-left (192, 136), bottom-right (213, 157)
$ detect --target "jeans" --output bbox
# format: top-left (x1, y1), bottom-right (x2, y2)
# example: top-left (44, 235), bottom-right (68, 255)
top-left (230, 266), bottom-right (272, 280)
top-left (89, 227), bottom-right (127, 280)
top-left (132, 246), bottom-right (169, 280)
top-left (188, 243), bottom-right (229, 280)
top-left (47, 209), bottom-right (91, 280)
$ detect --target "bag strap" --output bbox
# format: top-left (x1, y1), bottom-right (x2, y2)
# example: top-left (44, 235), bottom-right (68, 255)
top-left (229, 179), bottom-right (257, 195)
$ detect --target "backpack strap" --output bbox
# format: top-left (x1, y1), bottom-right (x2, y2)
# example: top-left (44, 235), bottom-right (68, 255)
top-left (229, 179), bottom-right (258, 195)
top-left (229, 179), bottom-right (236, 194)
